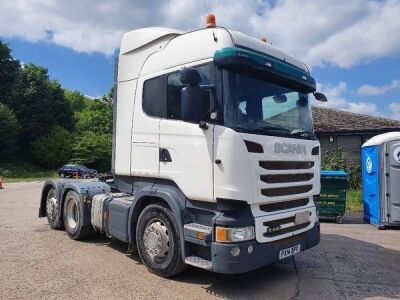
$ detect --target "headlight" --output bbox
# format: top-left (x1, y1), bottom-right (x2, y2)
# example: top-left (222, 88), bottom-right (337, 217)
top-left (215, 226), bottom-right (255, 243)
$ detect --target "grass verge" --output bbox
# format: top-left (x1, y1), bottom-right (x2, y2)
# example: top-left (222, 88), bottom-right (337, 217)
top-left (0, 161), bottom-right (58, 183)
top-left (346, 189), bottom-right (362, 212)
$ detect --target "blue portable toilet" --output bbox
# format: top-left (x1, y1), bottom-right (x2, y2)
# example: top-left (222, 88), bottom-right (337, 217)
top-left (362, 132), bottom-right (400, 228)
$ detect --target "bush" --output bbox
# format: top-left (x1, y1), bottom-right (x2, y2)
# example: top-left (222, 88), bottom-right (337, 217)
top-left (0, 161), bottom-right (57, 180)
top-left (0, 102), bottom-right (19, 160)
top-left (31, 125), bottom-right (72, 169)
top-left (322, 148), bottom-right (361, 190)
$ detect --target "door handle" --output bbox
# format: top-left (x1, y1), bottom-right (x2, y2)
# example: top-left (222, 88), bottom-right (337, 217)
top-left (159, 148), bottom-right (172, 162)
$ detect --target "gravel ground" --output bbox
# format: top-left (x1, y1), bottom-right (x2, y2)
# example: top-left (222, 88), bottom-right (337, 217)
top-left (1, 181), bottom-right (400, 300)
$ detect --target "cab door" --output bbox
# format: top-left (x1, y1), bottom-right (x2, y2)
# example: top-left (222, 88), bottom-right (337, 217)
top-left (159, 64), bottom-right (214, 202)
top-left (130, 75), bottom-right (161, 176)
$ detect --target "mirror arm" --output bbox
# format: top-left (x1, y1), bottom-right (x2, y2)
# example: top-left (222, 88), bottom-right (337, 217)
top-left (199, 121), bottom-right (209, 130)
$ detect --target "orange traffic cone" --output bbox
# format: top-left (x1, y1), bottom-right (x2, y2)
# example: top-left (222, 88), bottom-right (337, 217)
top-left (75, 172), bottom-right (80, 179)
top-left (0, 177), bottom-right (4, 189)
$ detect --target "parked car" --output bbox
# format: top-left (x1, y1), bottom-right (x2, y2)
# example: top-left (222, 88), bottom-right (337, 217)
top-left (58, 164), bottom-right (97, 178)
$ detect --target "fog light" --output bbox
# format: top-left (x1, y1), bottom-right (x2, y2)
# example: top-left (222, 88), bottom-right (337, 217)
top-left (248, 245), bottom-right (254, 254)
top-left (230, 247), bottom-right (240, 257)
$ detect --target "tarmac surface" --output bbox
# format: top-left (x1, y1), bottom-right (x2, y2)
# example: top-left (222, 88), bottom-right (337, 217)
top-left (0, 180), bottom-right (399, 300)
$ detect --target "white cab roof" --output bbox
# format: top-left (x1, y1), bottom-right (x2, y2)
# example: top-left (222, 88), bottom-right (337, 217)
top-left (120, 27), bottom-right (182, 54)
top-left (119, 27), bottom-right (310, 80)
top-left (363, 132), bottom-right (400, 147)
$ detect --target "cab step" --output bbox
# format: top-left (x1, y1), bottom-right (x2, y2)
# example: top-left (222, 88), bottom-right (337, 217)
top-left (185, 256), bottom-right (212, 270)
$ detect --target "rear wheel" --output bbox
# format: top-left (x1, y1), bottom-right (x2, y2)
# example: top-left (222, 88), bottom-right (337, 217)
top-left (136, 204), bottom-right (185, 277)
top-left (63, 191), bottom-right (92, 240)
top-left (46, 188), bottom-right (61, 229)
top-left (335, 215), bottom-right (343, 224)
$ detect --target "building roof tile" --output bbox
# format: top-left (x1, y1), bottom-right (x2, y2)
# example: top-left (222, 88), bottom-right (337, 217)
top-left (313, 106), bottom-right (400, 133)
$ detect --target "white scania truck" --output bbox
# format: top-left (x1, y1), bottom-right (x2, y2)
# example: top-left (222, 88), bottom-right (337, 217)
top-left (39, 16), bottom-right (327, 277)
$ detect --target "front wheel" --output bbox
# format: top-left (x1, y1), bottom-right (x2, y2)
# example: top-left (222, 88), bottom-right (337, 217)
top-left (136, 204), bottom-right (185, 277)
top-left (63, 191), bottom-right (92, 240)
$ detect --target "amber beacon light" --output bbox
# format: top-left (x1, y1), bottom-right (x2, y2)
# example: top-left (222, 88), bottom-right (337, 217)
top-left (206, 13), bottom-right (216, 28)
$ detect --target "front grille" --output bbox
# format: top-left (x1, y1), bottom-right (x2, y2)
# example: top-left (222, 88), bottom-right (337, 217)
top-left (259, 161), bottom-right (314, 170)
top-left (259, 198), bottom-right (309, 213)
top-left (264, 216), bottom-right (295, 228)
top-left (262, 185), bottom-right (313, 197)
top-left (264, 222), bottom-right (310, 238)
top-left (260, 173), bottom-right (313, 184)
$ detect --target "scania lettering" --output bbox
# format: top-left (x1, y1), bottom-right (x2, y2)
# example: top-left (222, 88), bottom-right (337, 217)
top-left (38, 15), bottom-right (327, 277)
top-left (274, 143), bottom-right (308, 155)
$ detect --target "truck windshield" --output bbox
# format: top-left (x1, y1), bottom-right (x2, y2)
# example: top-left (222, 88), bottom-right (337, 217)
top-left (221, 69), bottom-right (315, 139)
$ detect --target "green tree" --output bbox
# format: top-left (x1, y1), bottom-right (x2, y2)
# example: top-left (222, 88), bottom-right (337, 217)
top-left (0, 103), bottom-right (19, 160)
top-left (75, 97), bottom-right (113, 133)
top-left (72, 131), bottom-right (112, 171)
top-left (31, 125), bottom-right (72, 169)
top-left (70, 88), bottom-right (113, 171)
top-left (64, 90), bottom-right (90, 112)
top-left (10, 64), bottom-right (74, 144)
top-left (0, 40), bottom-right (20, 106)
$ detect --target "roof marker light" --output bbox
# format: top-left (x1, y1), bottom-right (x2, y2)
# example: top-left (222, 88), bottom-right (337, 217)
top-left (206, 13), bottom-right (216, 28)
top-left (261, 37), bottom-right (267, 43)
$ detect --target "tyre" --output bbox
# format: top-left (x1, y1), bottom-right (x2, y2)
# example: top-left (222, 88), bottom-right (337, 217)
top-left (335, 215), bottom-right (343, 224)
top-left (63, 190), bottom-right (92, 240)
top-left (46, 188), bottom-right (62, 229)
top-left (60, 173), bottom-right (65, 178)
top-left (136, 204), bottom-right (186, 277)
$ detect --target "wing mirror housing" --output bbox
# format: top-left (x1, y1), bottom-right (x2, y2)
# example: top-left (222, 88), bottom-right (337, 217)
top-left (313, 92), bottom-right (328, 102)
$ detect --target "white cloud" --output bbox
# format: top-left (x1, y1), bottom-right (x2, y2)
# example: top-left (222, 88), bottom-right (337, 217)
top-left (304, 0), bottom-right (400, 68)
top-left (315, 81), bottom-right (378, 115)
top-left (346, 102), bottom-right (377, 114)
top-left (389, 102), bottom-right (400, 120)
top-left (0, 0), bottom-right (400, 68)
top-left (315, 82), bottom-right (348, 109)
top-left (357, 80), bottom-right (400, 96)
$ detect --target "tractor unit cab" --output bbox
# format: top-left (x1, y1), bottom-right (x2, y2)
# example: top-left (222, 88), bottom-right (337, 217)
top-left (40, 15), bottom-right (326, 277)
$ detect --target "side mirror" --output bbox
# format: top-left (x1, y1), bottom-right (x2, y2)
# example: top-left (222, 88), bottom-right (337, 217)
top-left (273, 94), bottom-right (287, 103)
top-left (313, 92), bottom-right (328, 102)
top-left (179, 68), bottom-right (202, 85)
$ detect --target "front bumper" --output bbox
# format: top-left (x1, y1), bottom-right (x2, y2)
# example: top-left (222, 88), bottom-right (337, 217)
top-left (210, 222), bottom-right (320, 274)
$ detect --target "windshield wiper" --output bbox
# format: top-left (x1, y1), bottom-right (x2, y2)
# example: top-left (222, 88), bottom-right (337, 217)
top-left (232, 125), bottom-right (290, 135)
top-left (290, 128), bottom-right (316, 138)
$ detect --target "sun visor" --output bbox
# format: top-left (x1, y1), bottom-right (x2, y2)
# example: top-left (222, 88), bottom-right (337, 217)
top-left (214, 47), bottom-right (316, 93)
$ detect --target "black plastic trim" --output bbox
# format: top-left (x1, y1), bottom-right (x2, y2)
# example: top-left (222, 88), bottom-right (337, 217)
top-left (244, 140), bottom-right (264, 153)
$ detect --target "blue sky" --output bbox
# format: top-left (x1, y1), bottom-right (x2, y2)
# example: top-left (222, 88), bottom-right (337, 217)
top-left (4, 38), bottom-right (117, 97)
top-left (1, 0), bottom-right (400, 119)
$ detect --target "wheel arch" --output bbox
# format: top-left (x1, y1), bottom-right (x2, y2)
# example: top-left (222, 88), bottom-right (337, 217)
top-left (128, 185), bottom-right (187, 259)
top-left (39, 181), bottom-right (57, 218)
top-left (59, 181), bottom-right (111, 227)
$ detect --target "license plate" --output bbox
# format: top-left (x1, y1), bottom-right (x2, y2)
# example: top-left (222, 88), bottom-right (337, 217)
top-left (279, 244), bottom-right (301, 259)
top-left (295, 211), bottom-right (309, 225)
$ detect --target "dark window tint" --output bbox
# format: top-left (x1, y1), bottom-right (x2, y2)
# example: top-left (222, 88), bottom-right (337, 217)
top-left (167, 65), bottom-right (211, 120)
top-left (143, 76), bottom-right (164, 118)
